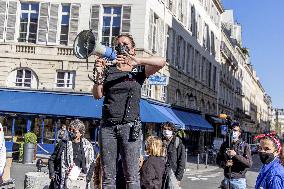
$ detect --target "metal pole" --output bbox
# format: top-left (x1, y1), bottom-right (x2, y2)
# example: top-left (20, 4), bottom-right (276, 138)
top-left (197, 153), bottom-right (200, 170)
top-left (26, 119), bottom-right (31, 132)
top-left (205, 153), bottom-right (208, 168)
top-left (41, 118), bottom-right (44, 144)
top-left (11, 118), bottom-right (15, 142)
top-left (185, 148), bottom-right (188, 169)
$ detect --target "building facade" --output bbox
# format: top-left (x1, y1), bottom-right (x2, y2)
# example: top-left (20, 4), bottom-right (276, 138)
top-left (220, 10), bottom-right (272, 143)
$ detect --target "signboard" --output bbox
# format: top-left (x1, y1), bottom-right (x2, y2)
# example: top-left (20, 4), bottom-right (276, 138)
top-left (148, 74), bottom-right (169, 85)
top-left (221, 125), bottom-right (227, 136)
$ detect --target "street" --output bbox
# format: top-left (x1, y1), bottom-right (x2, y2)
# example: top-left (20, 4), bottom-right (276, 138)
top-left (10, 154), bottom-right (261, 189)
top-left (181, 154), bottom-right (261, 189)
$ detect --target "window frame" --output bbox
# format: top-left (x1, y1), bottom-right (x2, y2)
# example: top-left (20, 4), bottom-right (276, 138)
top-left (55, 70), bottom-right (75, 89)
top-left (19, 2), bottom-right (40, 43)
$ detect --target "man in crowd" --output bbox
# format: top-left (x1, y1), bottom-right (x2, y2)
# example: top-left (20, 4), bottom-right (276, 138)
top-left (162, 122), bottom-right (186, 188)
top-left (217, 122), bottom-right (252, 189)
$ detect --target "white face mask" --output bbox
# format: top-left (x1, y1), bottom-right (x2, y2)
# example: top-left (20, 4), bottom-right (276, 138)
top-left (232, 131), bottom-right (239, 141)
top-left (163, 130), bottom-right (173, 138)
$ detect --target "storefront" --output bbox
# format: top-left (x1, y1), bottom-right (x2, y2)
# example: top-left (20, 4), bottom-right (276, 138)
top-left (0, 88), bottom-right (170, 154)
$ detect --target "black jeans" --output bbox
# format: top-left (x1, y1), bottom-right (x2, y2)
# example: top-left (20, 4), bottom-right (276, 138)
top-left (99, 121), bottom-right (141, 189)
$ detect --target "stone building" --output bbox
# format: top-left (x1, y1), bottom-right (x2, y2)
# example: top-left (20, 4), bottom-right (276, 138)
top-left (220, 10), bottom-right (272, 143)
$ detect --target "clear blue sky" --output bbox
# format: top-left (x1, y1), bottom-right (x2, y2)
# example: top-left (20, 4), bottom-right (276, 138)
top-left (222, 0), bottom-right (284, 108)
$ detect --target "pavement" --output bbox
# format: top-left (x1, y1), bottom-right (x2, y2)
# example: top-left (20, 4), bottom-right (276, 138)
top-left (181, 154), bottom-right (262, 189)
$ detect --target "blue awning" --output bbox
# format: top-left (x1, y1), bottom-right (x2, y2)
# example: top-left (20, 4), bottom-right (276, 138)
top-left (151, 104), bottom-right (185, 129)
top-left (0, 89), bottom-right (170, 123)
top-left (171, 109), bottom-right (213, 132)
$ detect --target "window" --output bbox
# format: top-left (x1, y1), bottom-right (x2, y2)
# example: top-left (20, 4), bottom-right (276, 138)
top-left (142, 83), bottom-right (152, 98)
top-left (19, 3), bottom-right (39, 43)
top-left (15, 69), bottom-right (32, 87)
top-left (56, 71), bottom-right (75, 88)
top-left (60, 4), bottom-right (70, 45)
top-left (176, 89), bottom-right (181, 105)
top-left (102, 6), bottom-right (122, 46)
top-left (160, 86), bottom-right (167, 101)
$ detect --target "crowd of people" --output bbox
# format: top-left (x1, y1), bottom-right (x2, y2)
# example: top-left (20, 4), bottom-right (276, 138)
top-left (1, 33), bottom-right (284, 189)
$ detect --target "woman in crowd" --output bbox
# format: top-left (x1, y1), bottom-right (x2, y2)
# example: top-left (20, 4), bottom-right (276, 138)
top-left (0, 123), bottom-right (6, 184)
top-left (140, 136), bottom-right (166, 189)
top-left (48, 119), bottom-right (95, 189)
top-left (254, 133), bottom-right (284, 189)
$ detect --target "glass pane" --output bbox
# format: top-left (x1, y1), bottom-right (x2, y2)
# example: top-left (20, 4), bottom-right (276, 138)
top-left (20, 23), bottom-right (28, 32)
top-left (104, 7), bottom-right (111, 14)
top-left (21, 13), bottom-right (29, 22)
top-left (29, 23), bottom-right (37, 33)
top-left (112, 27), bottom-right (120, 36)
top-left (21, 3), bottom-right (29, 11)
top-left (25, 70), bottom-right (31, 78)
top-left (16, 70), bottom-right (23, 78)
top-left (113, 7), bottom-right (121, 14)
top-left (101, 37), bottom-right (110, 46)
top-left (61, 25), bottom-right (69, 35)
top-left (113, 17), bottom-right (121, 27)
top-left (102, 27), bottom-right (110, 36)
top-left (57, 72), bottom-right (64, 79)
top-left (62, 5), bottom-right (70, 13)
top-left (103, 17), bottom-right (111, 27)
top-left (60, 34), bottom-right (68, 41)
top-left (31, 3), bottom-right (39, 11)
top-left (30, 13), bottom-right (39, 21)
top-left (61, 15), bottom-right (70, 25)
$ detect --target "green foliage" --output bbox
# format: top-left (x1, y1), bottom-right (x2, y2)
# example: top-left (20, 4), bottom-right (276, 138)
top-left (177, 129), bottom-right (186, 139)
top-left (24, 132), bottom-right (37, 144)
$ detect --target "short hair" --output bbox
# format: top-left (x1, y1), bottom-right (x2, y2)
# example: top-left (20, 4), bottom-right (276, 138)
top-left (162, 122), bottom-right (175, 131)
top-left (115, 34), bottom-right (136, 48)
top-left (69, 119), bottom-right (85, 136)
top-left (146, 136), bottom-right (165, 157)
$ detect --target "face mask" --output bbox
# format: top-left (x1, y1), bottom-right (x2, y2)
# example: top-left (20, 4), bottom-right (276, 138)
top-left (69, 132), bottom-right (77, 141)
top-left (259, 152), bottom-right (275, 164)
top-left (163, 130), bottom-right (173, 138)
top-left (232, 131), bottom-right (239, 141)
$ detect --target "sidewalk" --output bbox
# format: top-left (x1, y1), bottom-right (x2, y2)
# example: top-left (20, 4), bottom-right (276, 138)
top-left (185, 155), bottom-right (219, 174)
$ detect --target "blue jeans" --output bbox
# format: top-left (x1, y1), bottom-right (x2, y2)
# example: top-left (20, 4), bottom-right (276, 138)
top-left (99, 122), bottom-right (141, 189)
top-left (222, 177), bottom-right (246, 189)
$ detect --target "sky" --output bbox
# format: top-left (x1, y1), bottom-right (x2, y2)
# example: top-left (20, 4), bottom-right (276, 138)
top-left (222, 0), bottom-right (284, 108)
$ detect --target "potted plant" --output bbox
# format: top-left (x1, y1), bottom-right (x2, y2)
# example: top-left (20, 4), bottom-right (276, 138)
top-left (23, 132), bottom-right (37, 164)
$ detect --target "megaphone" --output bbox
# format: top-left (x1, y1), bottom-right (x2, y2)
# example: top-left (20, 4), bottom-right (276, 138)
top-left (73, 30), bottom-right (117, 60)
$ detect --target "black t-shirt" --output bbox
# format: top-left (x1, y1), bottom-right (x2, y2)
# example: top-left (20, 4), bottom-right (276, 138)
top-left (72, 142), bottom-right (83, 168)
top-left (102, 65), bottom-right (146, 123)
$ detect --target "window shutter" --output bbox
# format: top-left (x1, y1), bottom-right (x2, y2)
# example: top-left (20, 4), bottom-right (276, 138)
top-left (148, 10), bottom-right (154, 51)
top-left (48, 4), bottom-right (59, 44)
top-left (158, 19), bottom-right (164, 56)
top-left (37, 2), bottom-right (49, 44)
top-left (121, 5), bottom-right (131, 34)
top-left (90, 5), bottom-right (100, 39)
top-left (68, 4), bottom-right (80, 46)
top-left (6, 1), bottom-right (17, 41)
top-left (0, 1), bottom-right (7, 42)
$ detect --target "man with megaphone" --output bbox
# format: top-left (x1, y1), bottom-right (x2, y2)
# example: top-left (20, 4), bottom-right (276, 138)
top-left (92, 34), bottom-right (166, 189)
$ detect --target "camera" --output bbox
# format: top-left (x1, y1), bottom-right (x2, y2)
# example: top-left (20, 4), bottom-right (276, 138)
top-left (115, 44), bottom-right (130, 55)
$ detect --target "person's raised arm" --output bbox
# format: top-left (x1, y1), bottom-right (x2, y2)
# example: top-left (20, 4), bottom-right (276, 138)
top-left (92, 58), bottom-right (106, 99)
top-left (122, 54), bottom-right (166, 77)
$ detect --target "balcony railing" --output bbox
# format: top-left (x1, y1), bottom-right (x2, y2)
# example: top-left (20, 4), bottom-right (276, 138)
top-left (16, 44), bottom-right (35, 54)
top-left (57, 47), bottom-right (73, 56)
top-left (0, 43), bottom-right (75, 57)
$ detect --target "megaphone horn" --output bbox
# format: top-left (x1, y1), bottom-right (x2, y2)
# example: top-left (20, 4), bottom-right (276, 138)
top-left (73, 30), bottom-right (117, 60)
